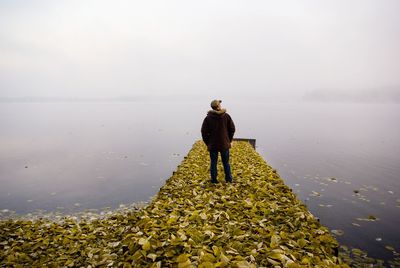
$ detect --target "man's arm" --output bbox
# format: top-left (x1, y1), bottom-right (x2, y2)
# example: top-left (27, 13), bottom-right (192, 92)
top-left (201, 118), bottom-right (210, 145)
top-left (227, 115), bottom-right (235, 142)
top-left (228, 116), bottom-right (236, 142)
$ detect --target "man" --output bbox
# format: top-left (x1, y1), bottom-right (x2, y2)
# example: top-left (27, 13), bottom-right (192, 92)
top-left (201, 99), bottom-right (236, 183)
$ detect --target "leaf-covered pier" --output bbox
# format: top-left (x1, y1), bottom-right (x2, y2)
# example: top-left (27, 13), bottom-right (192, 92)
top-left (1, 141), bottom-right (348, 267)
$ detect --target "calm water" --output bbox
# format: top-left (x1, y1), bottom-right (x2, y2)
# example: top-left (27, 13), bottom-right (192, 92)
top-left (0, 100), bottom-right (399, 261)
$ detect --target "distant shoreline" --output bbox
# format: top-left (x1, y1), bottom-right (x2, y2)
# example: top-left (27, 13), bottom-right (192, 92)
top-left (303, 88), bottom-right (400, 103)
top-left (2, 91), bottom-right (400, 104)
top-left (0, 95), bottom-right (206, 103)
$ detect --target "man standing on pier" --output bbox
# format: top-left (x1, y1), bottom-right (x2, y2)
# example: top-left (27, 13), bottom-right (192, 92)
top-left (201, 99), bottom-right (235, 183)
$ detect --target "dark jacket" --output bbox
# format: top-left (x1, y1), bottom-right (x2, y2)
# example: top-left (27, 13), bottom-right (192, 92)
top-left (201, 109), bottom-right (235, 151)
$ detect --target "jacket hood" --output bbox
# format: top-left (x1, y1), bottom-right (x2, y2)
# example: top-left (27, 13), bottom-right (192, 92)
top-left (207, 108), bottom-right (227, 116)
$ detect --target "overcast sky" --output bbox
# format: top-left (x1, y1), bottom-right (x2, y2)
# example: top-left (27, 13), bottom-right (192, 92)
top-left (0, 0), bottom-right (399, 100)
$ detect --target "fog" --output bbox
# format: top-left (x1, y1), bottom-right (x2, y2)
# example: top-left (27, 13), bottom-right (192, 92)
top-left (1, 0), bottom-right (400, 100)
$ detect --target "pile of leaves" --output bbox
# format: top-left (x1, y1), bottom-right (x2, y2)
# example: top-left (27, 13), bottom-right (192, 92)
top-left (1, 141), bottom-right (347, 267)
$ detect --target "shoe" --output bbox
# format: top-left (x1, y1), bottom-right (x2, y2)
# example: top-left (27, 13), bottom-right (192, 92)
top-left (211, 180), bottom-right (218, 184)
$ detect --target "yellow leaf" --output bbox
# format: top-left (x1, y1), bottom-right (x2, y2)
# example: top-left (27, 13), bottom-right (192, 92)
top-left (147, 253), bottom-right (157, 262)
top-left (138, 238), bottom-right (147, 245)
top-left (199, 262), bottom-right (214, 268)
top-left (142, 240), bottom-right (151, 251)
top-left (268, 252), bottom-right (285, 261)
top-left (301, 256), bottom-right (310, 264)
top-left (212, 245), bottom-right (221, 257)
top-left (178, 259), bottom-right (192, 268)
top-left (177, 254), bottom-right (189, 263)
top-left (235, 260), bottom-right (255, 268)
top-left (201, 253), bottom-right (216, 262)
top-left (150, 262), bottom-right (162, 268)
top-left (219, 253), bottom-right (229, 263)
top-left (123, 262), bottom-right (132, 268)
top-left (270, 234), bottom-right (280, 248)
top-left (297, 238), bottom-right (307, 248)
top-left (286, 260), bottom-right (300, 268)
top-left (267, 258), bottom-right (280, 266)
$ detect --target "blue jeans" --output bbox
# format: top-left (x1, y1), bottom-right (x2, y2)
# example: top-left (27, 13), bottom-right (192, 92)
top-left (210, 150), bottom-right (233, 183)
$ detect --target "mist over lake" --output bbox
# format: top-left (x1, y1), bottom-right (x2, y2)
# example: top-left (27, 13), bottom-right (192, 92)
top-left (0, 100), bottom-right (399, 262)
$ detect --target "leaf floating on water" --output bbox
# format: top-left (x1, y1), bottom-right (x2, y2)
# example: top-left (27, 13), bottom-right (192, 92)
top-left (385, 245), bottom-right (395, 252)
top-left (310, 191), bottom-right (321, 197)
top-left (318, 204), bottom-right (333, 208)
top-left (331, 229), bottom-right (344, 236)
top-left (368, 186), bottom-right (379, 191)
top-left (356, 216), bottom-right (379, 222)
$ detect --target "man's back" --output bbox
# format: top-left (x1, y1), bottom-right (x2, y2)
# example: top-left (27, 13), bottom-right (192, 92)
top-left (201, 108), bottom-right (235, 151)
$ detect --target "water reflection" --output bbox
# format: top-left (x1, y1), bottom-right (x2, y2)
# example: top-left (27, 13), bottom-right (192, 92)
top-left (0, 102), bottom-right (200, 213)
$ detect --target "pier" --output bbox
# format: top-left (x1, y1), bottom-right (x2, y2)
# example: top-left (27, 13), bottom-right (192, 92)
top-left (0, 141), bottom-right (346, 267)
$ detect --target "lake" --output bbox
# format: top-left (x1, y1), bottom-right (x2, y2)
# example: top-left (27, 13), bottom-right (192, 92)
top-left (0, 100), bottom-right (399, 262)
